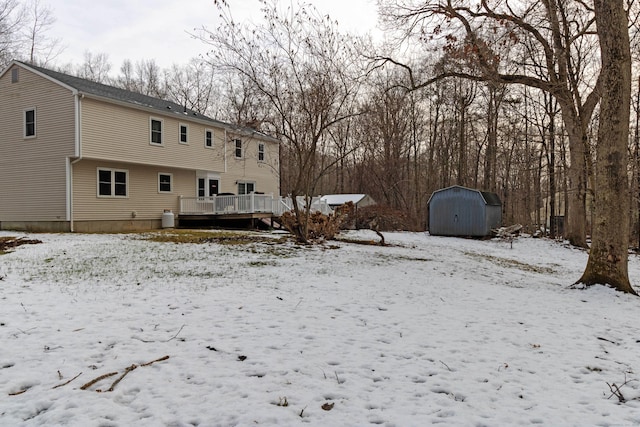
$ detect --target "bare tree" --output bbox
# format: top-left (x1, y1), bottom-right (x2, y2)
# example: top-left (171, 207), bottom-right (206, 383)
top-left (164, 58), bottom-right (218, 116)
top-left (359, 71), bottom-right (414, 210)
top-left (133, 59), bottom-right (165, 98)
top-left (20, 0), bottom-right (63, 65)
top-left (377, 0), bottom-right (601, 248)
top-left (483, 81), bottom-right (507, 192)
top-left (112, 58), bottom-right (166, 98)
top-left (76, 51), bottom-right (112, 83)
top-left (454, 76), bottom-right (477, 188)
top-left (0, 0), bottom-right (23, 67)
top-left (198, 0), bottom-right (362, 242)
top-left (115, 59), bottom-right (136, 91)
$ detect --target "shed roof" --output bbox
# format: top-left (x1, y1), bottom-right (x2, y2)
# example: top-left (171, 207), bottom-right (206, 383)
top-left (3, 61), bottom-right (279, 143)
top-left (428, 185), bottom-right (501, 206)
top-left (320, 194), bottom-right (367, 206)
top-left (480, 191), bottom-right (502, 206)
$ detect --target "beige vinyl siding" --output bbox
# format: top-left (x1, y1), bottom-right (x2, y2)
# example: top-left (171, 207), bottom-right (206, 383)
top-left (0, 65), bottom-right (75, 221)
top-left (72, 159), bottom-right (195, 221)
top-left (221, 135), bottom-right (280, 195)
top-left (80, 98), bottom-right (226, 171)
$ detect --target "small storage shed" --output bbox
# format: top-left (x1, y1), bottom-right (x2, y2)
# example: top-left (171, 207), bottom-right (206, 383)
top-left (428, 185), bottom-right (502, 237)
top-left (320, 194), bottom-right (376, 210)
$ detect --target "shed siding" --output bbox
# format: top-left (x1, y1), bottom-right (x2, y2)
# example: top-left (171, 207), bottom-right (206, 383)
top-left (485, 205), bottom-right (502, 234)
top-left (72, 159), bottom-right (194, 221)
top-left (429, 189), bottom-right (486, 236)
top-left (0, 64), bottom-right (75, 221)
top-left (428, 186), bottom-right (502, 237)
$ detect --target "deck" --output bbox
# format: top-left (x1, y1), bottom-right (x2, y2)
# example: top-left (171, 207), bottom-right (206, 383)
top-left (178, 194), bottom-right (331, 223)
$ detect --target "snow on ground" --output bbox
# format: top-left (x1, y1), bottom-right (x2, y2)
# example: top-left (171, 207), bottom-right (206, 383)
top-left (1, 229), bottom-right (640, 427)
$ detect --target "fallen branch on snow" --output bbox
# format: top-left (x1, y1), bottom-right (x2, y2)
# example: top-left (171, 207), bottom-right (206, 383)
top-left (104, 364), bottom-right (137, 392)
top-left (606, 376), bottom-right (639, 403)
top-left (52, 372), bottom-right (82, 389)
top-left (0, 237), bottom-right (43, 254)
top-left (81, 355), bottom-right (169, 392)
top-left (80, 371), bottom-right (118, 390)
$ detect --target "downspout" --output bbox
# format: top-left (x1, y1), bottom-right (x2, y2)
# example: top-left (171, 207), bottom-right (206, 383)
top-left (69, 92), bottom-right (83, 232)
top-left (224, 129), bottom-right (228, 173)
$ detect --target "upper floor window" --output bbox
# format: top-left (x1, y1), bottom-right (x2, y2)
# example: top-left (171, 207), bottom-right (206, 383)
top-left (97, 168), bottom-right (128, 198)
top-left (234, 139), bottom-right (243, 158)
top-left (205, 129), bottom-right (214, 148)
top-left (24, 108), bottom-right (36, 138)
top-left (150, 118), bottom-right (163, 145)
top-left (158, 173), bottom-right (172, 193)
top-left (11, 68), bottom-right (19, 83)
top-left (258, 143), bottom-right (265, 162)
top-left (179, 124), bottom-right (188, 144)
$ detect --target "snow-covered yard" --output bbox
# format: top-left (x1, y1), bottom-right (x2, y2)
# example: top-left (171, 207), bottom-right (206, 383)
top-left (2, 229), bottom-right (640, 426)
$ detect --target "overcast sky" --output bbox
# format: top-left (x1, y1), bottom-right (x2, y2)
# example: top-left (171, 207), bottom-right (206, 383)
top-left (43, 0), bottom-right (380, 70)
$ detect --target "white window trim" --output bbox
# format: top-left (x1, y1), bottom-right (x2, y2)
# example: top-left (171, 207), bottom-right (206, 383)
top-left (158, 172), bottom-right (173, 193)
top-left (150, 117), bottom-right (164, 146)
top-left (234, 139), bottom-right (243, 158)
top-left (179, 123), bottom-right (189, 144)
top-left (258, 143), bottom-right (265, 162)
top-left (197, 177), bottom-right (206, 198)
top-left (97, 168), bottom-right (129, 198)
top-left (205, 129), bottom-right (214, 149)
top-left (24, 107), bottom-right (36, 139)
top-left (237, 180), bottom-right (256, 195)
top-left (196, 172), bottom-right (221, 197)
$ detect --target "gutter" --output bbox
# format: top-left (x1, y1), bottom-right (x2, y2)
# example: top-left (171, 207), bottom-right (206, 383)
top-left (68, 92), bottom-right (83, 232)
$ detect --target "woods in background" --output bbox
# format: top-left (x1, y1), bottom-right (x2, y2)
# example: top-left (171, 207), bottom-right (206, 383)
top-left (3, 0), bottom-right (640, 290)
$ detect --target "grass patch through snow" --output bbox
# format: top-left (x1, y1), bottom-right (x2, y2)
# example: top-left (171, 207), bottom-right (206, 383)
top-left (138, 229), bottom-right (289, 246)
top-left (464, 251), bottom-right (556, 274)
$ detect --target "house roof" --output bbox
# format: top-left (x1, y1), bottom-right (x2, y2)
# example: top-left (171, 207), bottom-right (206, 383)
top-left (428, 185), bottom-right (502, 206)
top-left (320, 194), bottom-right (368, 206)
top-left (3, 61), bottom-right (279, 143)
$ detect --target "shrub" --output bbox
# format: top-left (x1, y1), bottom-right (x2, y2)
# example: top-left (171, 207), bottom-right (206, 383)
top-left (354, 205), bottom-right (417, 231)
top-left (279, 205), bottom-right (350, 242)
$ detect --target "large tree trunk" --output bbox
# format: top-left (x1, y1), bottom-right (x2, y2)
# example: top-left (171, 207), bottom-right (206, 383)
top-left (558, 107), bottom-right (589, 247)
top-left (577, 0), bottom-right (635, 294)
top-left (547, 96), bottom-right (557, 238)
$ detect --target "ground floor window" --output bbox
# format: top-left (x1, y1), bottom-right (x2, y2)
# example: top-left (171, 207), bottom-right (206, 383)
top-left (237, 181), bottom-right (255, 195)
top-left (158, 173), bottom-right (172, 193)
top-left (197, 176), bottom-right (220, 197)
top-left (97, 168), bottom-right (128, 197)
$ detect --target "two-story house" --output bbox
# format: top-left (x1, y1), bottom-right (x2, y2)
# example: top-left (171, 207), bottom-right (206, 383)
top-left (0, 61), bottom-right (280, 232)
